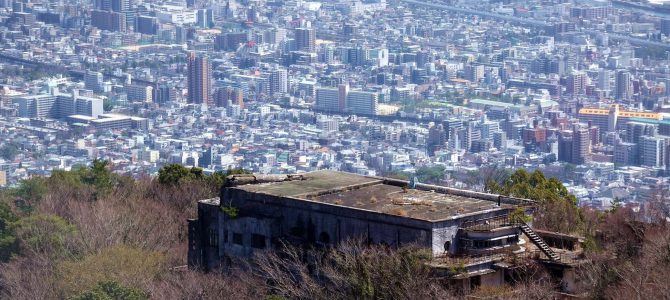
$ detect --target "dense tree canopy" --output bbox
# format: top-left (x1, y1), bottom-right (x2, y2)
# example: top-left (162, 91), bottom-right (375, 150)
top-left (487, 169), bottom-right (577, 205)
top-left (157, 164), bottom-right (203, 185)
top-left (0, 143), bottom-right (19, 161)
top-left (486, 169), bottom-right (581, 233)
top-left (0, 202), bottom-right (18, 262)
top-left (157, 164), bottom-right (250, 190)
top-left (13, 214), bottom-right (78, 260)
top-left (386, 165), bottom-right (446, 185)
top-left (415, 165), bottom-right (446, 184)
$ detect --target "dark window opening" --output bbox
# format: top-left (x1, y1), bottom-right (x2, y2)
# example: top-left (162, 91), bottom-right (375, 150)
top-left (470, 275), bottom-right (481, 290)
top-left (290, 216), bottom-right (306, 238)
top-left (289, 226), bottom-right (305, 237)
top-left (319, 232), bottom-right (330, 244)
top-left (473, 239), bottom-right (504, 249)
top-left (251, 234), bottom-right (266, 249)
top-left (232, 233), bottom-right (243, 245)
top-left (223, 230), bottom-right (228, 243)
top-left (444, 241), bottom-right (451, 252)
top-left (307, 220), bottom-right (316, 243)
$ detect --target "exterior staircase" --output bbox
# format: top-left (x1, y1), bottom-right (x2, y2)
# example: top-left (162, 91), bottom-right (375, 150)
top-left (519, 223), bottom-right (560, 261)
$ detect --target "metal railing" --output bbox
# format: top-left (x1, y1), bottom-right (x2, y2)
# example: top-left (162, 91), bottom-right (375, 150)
top-left (433, 249), bottom-right (583, 270)
top-left (432, 252), bottom-right (508, 267)
top-left (521, 249), bottom-right (584, 264)
top-left (459, 215), bottom-right (522, 231)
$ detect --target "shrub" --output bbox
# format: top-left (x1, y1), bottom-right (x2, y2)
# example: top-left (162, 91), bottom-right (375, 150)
top-left (55, 245), bottom-right (166, 297)
top-left (0, 201), bottom-right (18, 261)
top-left (13, 214), bottom-right (79, 259)
top-left (69, 281), bottom-right (149, 300)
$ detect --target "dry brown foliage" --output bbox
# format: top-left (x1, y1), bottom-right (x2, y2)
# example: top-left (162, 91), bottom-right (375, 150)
top-left (4, 169), bottom-right (670, 300)
top-left (576, 207), bottom-right (670, 299)
top-left (253, 240), bottom-right (454, 300)
top-left (0, 174), bottom-right (224, 299)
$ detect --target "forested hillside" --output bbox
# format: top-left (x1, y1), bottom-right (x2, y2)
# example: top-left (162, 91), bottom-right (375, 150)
top-left (0, 164), bottom-right (668, 299)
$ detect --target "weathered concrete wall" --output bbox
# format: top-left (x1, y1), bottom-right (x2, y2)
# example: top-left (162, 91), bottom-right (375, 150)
top-left (206, 186), bottom-right (520, 265)
top-left (221, 216), bottom-right (278, 257)
top-left (562, 268), bottom-right (578, 293)
top-left (202, 201), bottom-right (221, 272)
top-left (191, 172), bottom-right (537, 272)
top-left (188, 199), bottom-right (222, 271)
top-left (432, 209), bottom-right (513, 256)
top-left (481, 270), bottom-right (504, 287)
top-left (187, 219), bottom-right (201, 269)
top-left (431, 220), bottom-right (459, 255)
top-left (219, 188), bottom-right (435, 258)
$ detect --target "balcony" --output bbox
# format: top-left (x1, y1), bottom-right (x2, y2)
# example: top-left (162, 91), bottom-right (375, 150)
top-left (459, 214), bottom-right (522, 232)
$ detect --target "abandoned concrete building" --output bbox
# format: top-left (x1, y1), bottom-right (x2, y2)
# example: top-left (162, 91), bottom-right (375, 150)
top-left (188, 170), bottom-right (585, 292)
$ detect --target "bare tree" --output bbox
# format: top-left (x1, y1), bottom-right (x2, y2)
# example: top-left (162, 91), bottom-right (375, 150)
top-left (253, 241), bottom-right (326, 299)
top-left (148, 269), bottom-right (265, 300)
top-left (0, 256), bottom-right (57, 300)
top-left (253, 240), bottom-right (453, 300)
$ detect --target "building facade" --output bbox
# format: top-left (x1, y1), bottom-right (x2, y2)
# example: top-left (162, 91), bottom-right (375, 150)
top-left (189, 171), bottom-right (535, 269)
top-left (187, 52), bottom-right (212, 105)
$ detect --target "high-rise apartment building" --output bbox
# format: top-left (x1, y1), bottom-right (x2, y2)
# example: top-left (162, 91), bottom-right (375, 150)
top-left (625, 122), bottom-right (657, 144)
top-left (571, 124), bottom-right (591, 165)
top-left (558, 131), bottom-right (573, 163)
top-left (338, 83), bottom-right (348, 112)
top-left (187, 52), bottom-right (212, 105)
top-left (196, 9), bottom-right (213, 28)
top-left (13, 91), bottom-right (103, 119)
top-left (295, 27), bottom-right (315, 52)
top-left (661, 18), bottom-right (670, 36)
top-left (640, 136), bottom-right (666, 168)
top-left (136, 15), bottom-right (158, 35)
top-left (214, 87), bottom-right (244, 108)
top-left (598, 70), bottom-right (612, 92)
top-left (126, 85), bottom-right (154, 103)
top-left (94, 0), bottom-right (133, 30)
top-left (428, 124), bottom-right (447, 154)
top-left (315, 88), bottom-right (340, 112)
top-left (111, 0), bottom-right (130, 13)
top-left (567, 72), bottom-right (587, 95)
top-left (464, 64), bottom-right (485, 83)
top-left (346, 90), bottom-right (378, 115)
top-left (269, 68), bottom-right (288, 95)
top-left (96, 0), bottom-right (130, 12)
top-left (91, 10), bottom-right (127, 32)
top-left (84, 71), bottom-right (104, 93)
top-left (614, 142), bottom-right (638, 166)
top-left (615, 70), bottom-right (633, 101)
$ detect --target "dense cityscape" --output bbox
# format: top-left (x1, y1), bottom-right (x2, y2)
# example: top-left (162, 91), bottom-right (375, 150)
top-left (2, 0), bottom-right (670, 298)
top-left (2, 0), bottom-right (670, 211)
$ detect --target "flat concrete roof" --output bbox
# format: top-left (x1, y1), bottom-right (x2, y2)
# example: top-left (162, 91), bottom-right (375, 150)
top-left (236, 170), bottom-right (380, 197)
top-left (234, 170), bottom-right (514, 222)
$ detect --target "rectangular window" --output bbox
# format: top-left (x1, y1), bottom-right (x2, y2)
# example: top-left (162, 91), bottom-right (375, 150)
top-left (233, 233), bottom-right (243, 245)
top-left (251, 234), bottom-right (266, 249)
